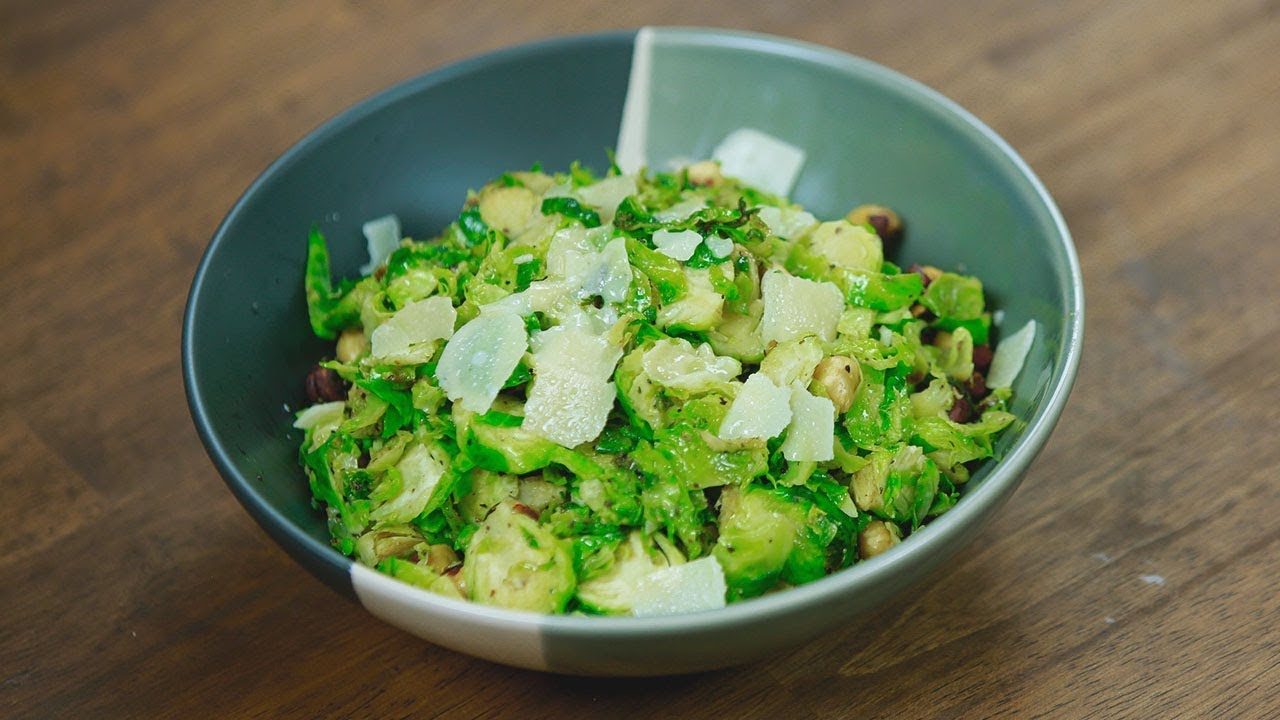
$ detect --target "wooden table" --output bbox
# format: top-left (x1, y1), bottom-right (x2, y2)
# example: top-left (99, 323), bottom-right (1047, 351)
top-left (4, 1), bottom-right (1278, 717)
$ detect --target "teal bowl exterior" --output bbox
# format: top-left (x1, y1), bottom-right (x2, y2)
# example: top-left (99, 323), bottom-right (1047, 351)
top-left (184, 27), bottom-right (1083, 675)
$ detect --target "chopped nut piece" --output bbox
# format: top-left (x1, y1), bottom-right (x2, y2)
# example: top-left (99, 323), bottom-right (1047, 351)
top-left (685, 160), bottom-right (723, 186)
top-left (949, 395), bottom-right (973, 423)
top-left (812, 355), bottom-right (861, 414)
top-left (846, 204), bottom-right (903, 243)
top-left (304, 365), bottom-right (347, 403)
top-left (967, 371), bottom-right (989, 400)
top-left (335, 328), bottom-right (368, 363)
top-left (907, 263), bottom-right (943, 287)
top-left (858, 520), bottom-right (902, 559)
top-left (425, 544), bottom-right (460, 573)
top-left (972, 344), bottom-right (994, 373)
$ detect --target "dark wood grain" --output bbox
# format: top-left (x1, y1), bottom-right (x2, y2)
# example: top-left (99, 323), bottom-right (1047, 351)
top-left (3, 1), bottom-right (1279, 717)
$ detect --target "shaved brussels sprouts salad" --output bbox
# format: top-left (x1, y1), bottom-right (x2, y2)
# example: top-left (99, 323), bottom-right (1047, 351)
top-left (295, 158), bottom-right (1033, 616)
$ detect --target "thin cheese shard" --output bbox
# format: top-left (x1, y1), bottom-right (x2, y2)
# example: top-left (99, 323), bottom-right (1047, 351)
top-left (631, 556), bottom-right (727, 617)
top-left (369, 296), bottom-right (456, 364)
top-left (760, 270), bottom-right (843, 344)
top-left (523, 327), bottom-right (623, 447)
top-left (719, 373), bottom-right (792, 441)
top-left (781, 384), bottom-right (836, 462)
top-left (359, 214), bottom-right (401, 275)
top-left (987, 320), bottom-right (1037, 389)
top-left (641, 338), bottom-right (741, 393)
top-left (757, 206), bottom-right (818, 240)
top-left (580, 237), bottom-right (632, 304)
top-left (704, 234), bottom-right (734, 258)
top-left (500, 230), bottom-right (631, 321)
top-left (436, 311), bottom-right (528, 414)
top-left (653, 229), bottom-right (703, 262)
top-left (293, 401), bottom-right (345, 450)
top-left (575, 175), bottom-right (636, 223)
top-left (712, 128), bottom-right (806, 197)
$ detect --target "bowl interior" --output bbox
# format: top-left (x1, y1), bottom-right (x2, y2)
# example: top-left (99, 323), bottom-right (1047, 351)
top-left (185, 27), bottom-right (1080, 660)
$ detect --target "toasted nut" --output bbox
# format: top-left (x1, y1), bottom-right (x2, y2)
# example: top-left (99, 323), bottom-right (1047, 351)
top-left (858, 520), bottom-right (902, 560)
top-left (335, 328), bottom-right (368, 363)
top-left (304, 365), bottom-right (347, 403)
top-left (972, 344), bottom-right (994, 373)
top-left (846, 204), bottom-right (903, 243)
top-left (907, 263), bottom-right (943, 287)
top-left (812, 355), bottom-right (861, 414)
top-left (686, 160), bottom-right (723, 186)
top-left (356, 527), bottom-right (423, 565)
top-left (425, 543), bottom-right (460, 573)
top-left (852, 462), bottom-right (886, 513)
top-left (967, 371), bottom-right (989, 400)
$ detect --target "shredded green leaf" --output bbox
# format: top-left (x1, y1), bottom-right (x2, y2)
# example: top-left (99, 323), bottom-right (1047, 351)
top-left (294, 157), bottom-right (1021, 616)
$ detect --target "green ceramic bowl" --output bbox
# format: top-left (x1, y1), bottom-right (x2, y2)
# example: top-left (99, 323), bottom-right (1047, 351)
top-left (184, 27), bottom-right (1083, 675)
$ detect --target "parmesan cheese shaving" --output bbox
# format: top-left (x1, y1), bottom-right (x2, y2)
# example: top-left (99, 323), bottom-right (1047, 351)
top-left (523, 327), bottom-right (623, 447)
top-left (781, 384), bottom-right (836, 462)
top-left (712, 128), bottom-right (806, 197)
top-left (436, 311), bottom-right (528, 414)
top-left (757, 206), bottom-right (818, 240)
top-left (760, 270), bottom-right (843, 344)
top-left (719, 373), bottom-right (792, 441)
top-left (987, 320), bottom-right (1036, 389)
top-left (369, 296), bottom-right (456, 364)
top-left (631, 556), bottom-right (727, 617)
top-left (641, 338), bottom-right (741, 393)
top-left (653, 229), bottom-right (703, 262)
top-left (358, 214), bottom-right (402, 275)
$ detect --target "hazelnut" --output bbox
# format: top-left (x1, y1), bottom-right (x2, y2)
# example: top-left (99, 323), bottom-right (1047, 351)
top-left (852, 462), bottom-right (886, 513)
top-left (812, 355), bottom-right (861, 414)
top-left (686, 160), bottom-right (723, 186)
top-left (846, 204), bottom-right (903, 243)
top-left (907, 263), bottom-right (943, 287)
top-left (967, 371), bottom-right (989, 400)
top-left (358, 528), bottom-right (422, 565)
top-left (858, 520), bottom-right (902, 560)
top-left (424, 543), bottom-right (460, 573)
top-left (335, 328), bottom-right (368, 363)
top-left (304, 365), bottom-right (347, 404)
top-left (972, 344), bottom-right (994, 373)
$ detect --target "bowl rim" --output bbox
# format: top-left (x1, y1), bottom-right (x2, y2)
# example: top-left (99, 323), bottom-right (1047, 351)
top-left (183, 26), bottom-right (1084, 636)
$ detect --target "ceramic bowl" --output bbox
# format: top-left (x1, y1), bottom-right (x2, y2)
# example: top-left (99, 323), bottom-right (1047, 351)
top-left (183, 27), bottom-right (1083, 675)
